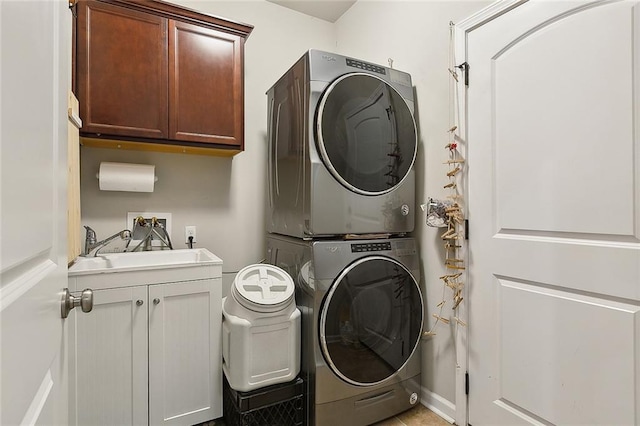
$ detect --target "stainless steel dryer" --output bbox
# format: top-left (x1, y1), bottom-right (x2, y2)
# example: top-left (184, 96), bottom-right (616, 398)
top-left (266, 234), bottom-right (423, 426)
top-left (267, 49), bottom-right (417, 238)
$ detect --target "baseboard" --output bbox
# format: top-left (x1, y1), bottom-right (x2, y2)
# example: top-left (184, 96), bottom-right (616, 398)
top-left (420, 387), bottom-right (456, 424)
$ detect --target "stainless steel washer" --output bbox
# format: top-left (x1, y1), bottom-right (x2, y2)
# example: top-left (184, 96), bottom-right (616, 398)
top-left (266, 234), bottom-right (423, 426)
top-left (266, 49), bottom-right (417, 238)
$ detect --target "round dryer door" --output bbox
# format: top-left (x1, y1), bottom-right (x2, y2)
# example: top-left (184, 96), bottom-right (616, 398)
top-left (316, 73), bottom-right (417, 195)
top-left (319, 256), bottom-right (423, 386)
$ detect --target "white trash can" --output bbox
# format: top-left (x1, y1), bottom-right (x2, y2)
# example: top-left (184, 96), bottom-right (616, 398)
top-left (222, 264), bottom-right (300, 392)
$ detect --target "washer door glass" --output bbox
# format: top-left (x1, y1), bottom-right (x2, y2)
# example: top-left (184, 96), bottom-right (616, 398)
top-left (319, 256), bottom-right (423, 386)
top-left (316, 73), bottom-right (417, 195)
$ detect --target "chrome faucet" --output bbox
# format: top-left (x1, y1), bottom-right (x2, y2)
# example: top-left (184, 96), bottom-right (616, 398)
top-left (82, 226), bottom-right (132, 257)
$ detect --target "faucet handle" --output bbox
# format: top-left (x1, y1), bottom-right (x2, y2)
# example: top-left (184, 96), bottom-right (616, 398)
top-left (84, 226), bottom-right (96, 242)
top-left (83, 226), bottom-right (97, 256)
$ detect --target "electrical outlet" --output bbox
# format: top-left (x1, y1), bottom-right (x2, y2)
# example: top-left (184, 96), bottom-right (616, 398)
top-left (185, 226), bottom-right (196, 244)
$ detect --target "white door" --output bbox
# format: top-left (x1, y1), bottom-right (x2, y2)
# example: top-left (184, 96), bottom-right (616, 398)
top-left (464, 1), bottom-right (640, 425)
top-left (0, 1), bottom-right (72, 425)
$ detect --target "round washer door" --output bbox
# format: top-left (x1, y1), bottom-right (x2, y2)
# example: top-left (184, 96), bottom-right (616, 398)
top-left (316, 73), bottom-right (417, 195)
top-left (319, 256), bottom-right (423, 386)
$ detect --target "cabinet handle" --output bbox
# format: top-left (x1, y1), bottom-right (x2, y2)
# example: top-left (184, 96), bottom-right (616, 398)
top-left (136, 299), bottom-right (144, 306)
top-left (153, 298), bottom-right (160, 305)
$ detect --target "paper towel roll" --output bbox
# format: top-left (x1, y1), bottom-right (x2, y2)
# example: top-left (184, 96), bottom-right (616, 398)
top-left (98, 162), bottom-right (157, 192)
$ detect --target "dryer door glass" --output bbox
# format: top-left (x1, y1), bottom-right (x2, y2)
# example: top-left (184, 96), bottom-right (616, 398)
top-left (319, 256), bottom-right (423, 386)
top-left (316, 73), bottom-right (417, 195)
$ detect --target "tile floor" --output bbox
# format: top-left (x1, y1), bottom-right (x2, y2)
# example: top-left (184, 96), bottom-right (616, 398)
top-left (203, 403), bottom-right (451, 426)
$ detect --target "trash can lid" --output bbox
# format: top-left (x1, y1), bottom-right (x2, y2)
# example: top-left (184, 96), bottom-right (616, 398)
top-left (232, 264), bottom-right (295, 312)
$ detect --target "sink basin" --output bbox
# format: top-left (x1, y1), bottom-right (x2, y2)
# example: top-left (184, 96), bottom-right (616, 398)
top-left (69, 248), bottom-right (221, 275)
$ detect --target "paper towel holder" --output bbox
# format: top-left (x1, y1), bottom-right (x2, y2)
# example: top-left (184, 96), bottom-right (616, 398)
top-left (95, 171), bottom-right (158, 182)
top-left (96, 162), bottom-right (158, 192)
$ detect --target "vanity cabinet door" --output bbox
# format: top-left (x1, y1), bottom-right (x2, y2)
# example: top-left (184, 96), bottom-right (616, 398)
top-left (169, 20), bottom-right (244, 148)
top-left (76, 0), bottom-right (169, 139)
top-left (148, 280), bottom-right (222, 425)
top-left (73, 286), bottom-right (148, 426)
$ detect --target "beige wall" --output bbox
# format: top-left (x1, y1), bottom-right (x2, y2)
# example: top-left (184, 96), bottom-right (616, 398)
top-left (79, 0), bottom-right (488, 415)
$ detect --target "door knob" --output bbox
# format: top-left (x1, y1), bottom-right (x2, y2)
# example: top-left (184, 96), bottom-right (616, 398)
top-left (61, 288), bottom-right (93, 319)
top-left (153, 298), bottom-right (160, 305)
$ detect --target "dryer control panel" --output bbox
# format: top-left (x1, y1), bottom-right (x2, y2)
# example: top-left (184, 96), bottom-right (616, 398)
top-left (346, 58), bottom-right (386, 75)
top-left (350, 242), bottom-right (392, 252)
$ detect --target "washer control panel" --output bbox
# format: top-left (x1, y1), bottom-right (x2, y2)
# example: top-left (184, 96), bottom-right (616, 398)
top-left (346, 58), bottom-right (386, 75)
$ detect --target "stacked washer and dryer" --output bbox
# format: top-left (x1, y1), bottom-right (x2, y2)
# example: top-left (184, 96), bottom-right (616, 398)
top-left (265, 49), bottom-right (424, 426)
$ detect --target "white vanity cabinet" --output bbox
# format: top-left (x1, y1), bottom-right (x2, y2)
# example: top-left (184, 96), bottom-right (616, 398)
top-left (68, 249), bottom-right (223, 426)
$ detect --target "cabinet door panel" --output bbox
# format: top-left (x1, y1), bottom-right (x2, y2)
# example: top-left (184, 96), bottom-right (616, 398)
top-left (149, 279), bottom-right (222, 425)
top-left (74, 286), bottom-right (148, 426)
top-left (77, 1), bottom-right (168, 139)
top-left (169, 20), bottom-right (243, 147)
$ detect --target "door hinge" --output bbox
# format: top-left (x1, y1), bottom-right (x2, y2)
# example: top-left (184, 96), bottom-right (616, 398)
top-left (464, 219), bottom-right (469, 240)
top-left (465, 372), bottom-right (470, 395)
top-left (456, 62), bottom-right (469, 87)
top-left (68, 0), bottom-right (78, 17)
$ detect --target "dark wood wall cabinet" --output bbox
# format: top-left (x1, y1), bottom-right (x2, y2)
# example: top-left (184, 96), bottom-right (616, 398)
top-left (74, 0), bottom-right (253, 156)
